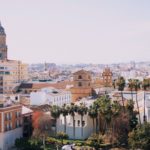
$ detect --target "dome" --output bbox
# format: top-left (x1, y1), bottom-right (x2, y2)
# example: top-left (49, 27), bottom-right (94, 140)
top-left (0, 22), bottom-right (6, 35)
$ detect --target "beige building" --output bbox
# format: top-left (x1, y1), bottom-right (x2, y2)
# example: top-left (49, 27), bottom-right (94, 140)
top-left (0, 60), bottom-right (28, 94)
top-left (0, 22), bottom-right (28, 94)
top-left (71, 70), bottom-right (92, 102)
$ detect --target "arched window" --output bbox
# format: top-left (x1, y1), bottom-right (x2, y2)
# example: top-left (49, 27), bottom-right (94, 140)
top-left (78, 82), bottom-right (82, 87)
top-left (78, 75), bottom-right (82, 79)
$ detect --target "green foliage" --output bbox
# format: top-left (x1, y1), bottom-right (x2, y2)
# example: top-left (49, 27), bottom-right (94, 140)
top-left (116, 76), bottom-right (126, 91)
top-left (126, 100), bottom-right (138, 131)
top-left (50, 105), bottom-right (61, 119)
top-left (86, 134), bottom-right (103, 149)
top-left (56, 132), bottom-right (69, 145)
top-left (15, 137), bottom-right (42, 150)
top-left (128, 123), bottom-right (150, 150)
top-left (56, 131), bottom-right (69, 139)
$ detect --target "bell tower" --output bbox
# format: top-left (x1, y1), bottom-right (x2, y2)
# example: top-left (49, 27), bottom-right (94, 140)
top-left (0, 22), bottom-right (7, 60)
top-left (102, 67), bottom-right (113, 87)
top-left (71, 69), bottom-right (92, 102)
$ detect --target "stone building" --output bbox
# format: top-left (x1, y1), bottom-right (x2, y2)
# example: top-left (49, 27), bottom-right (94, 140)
top-left (102, 67), bottom-right (113, 87)
top-left (0, 22), bottom-right (7, 60)
top-left (71, 70), bottom-right (92, 102)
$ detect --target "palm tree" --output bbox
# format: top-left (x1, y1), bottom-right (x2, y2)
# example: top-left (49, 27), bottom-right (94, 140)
top-left (93, 99), bottom-right (101, 133)
top-left (133, 79), bottom-right (141, 125)
top-left (111, 101), bottom-right (121, 143)
top-left (67, 103), bottom-right (78, 139)
top-left (112, 79), bottom-right (116, 89)
top-left (96, 95), bottom-right (112, 135)
top-left (142, 79), bottom-right (148, 122)
top-left (116, 76), bottom-right (126, 113)
top-left (61, 104), bottom-right (68, 133)
top-left (128, 79), bottom-right (134, 101)
top-left (50, 105), bottom-right (61, 134)
top-left (88, 105), bottom-right (98, 133)
top-left (77, 103), bottom-right (88, 138)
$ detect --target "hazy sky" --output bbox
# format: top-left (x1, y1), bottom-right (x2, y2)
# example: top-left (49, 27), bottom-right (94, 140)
top-left (0, 0), bottom-right (150, 64)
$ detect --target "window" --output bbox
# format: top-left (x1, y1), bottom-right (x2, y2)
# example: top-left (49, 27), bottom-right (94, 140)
top-left (16, 120), bottom-right (19, 128)
top-left (78, 120), bottom-right (80, 126)
top-left (78, 82), bottom-right (82, 87)
top-left (78, 75), bottom-right (82, 79)
top-left (82, 121), bottom-right (85, 127)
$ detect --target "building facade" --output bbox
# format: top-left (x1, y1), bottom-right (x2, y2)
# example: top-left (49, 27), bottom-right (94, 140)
top-left (102, 67), bottom-right (113, 87)
top-left (57, 98), bottom-right (96, 139)
top-left (70, 70), bottom-right (92, 102)
top-left (0, 22), bottom-right (28, 94)
top-left (0, 102), bottom-right (22, 150)
top-left (30, 87), bottom-right (71, 106)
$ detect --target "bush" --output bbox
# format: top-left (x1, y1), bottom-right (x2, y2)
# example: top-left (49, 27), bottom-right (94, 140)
top-left (128, 123), bottom-right (150, 150)
top-left (85, 134), bottom-right (103, 150)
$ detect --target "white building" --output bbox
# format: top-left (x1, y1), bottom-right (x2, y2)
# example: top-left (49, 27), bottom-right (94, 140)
top-left (30, 87), bottom-right (71, 106)
top-left (112, 91), bottom-right (150, 124)
top-left (57, 98), bottom-right (96, 140)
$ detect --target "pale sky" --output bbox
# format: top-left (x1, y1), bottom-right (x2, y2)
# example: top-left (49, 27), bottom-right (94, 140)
top-left (0, 0), bottom-right (150, 64)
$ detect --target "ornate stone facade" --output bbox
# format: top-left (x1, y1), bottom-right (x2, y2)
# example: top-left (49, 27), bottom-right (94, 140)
top-left (102, 67), bottom-right (113, 87)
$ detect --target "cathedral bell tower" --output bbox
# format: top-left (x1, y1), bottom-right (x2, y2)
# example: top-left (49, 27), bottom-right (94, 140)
top-left (0, 22), bottom-right (7, 60)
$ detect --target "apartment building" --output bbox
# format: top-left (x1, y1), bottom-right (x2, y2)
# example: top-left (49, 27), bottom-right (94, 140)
top-left (0, 60), bottom-right (28, 94)
top-left (0, 101), bottom-right (22, 150)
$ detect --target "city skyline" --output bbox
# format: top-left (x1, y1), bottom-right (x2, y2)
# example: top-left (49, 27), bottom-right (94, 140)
top-left (0, 0), bottom-right (150, 64)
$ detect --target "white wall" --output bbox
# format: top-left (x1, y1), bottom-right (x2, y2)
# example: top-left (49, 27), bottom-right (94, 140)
top-left (57, 113), bottom-right (95, 140)
top-left (0, 127), bottom-right (23, 150)
top-left (30, 90), bottom-right (71, 106)
top-left (30, 92), bottom-right (46, 105)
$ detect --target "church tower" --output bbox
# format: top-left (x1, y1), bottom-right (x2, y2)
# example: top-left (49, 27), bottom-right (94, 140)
top-left (102, 67), bottom-right (113, 87)
top-left (0, 22), bottom-right (7, 60)
top-left (71, 69), bottom-right (92, 102)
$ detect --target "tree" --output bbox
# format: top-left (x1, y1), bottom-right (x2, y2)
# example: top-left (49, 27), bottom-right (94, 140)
top-left (116, 76), bottom-right (126, 113)
top-left (67, 103), bottom-right (78, 139)
top-left (88, 105), bottom-right (98, 133)
top-left (111, 101), bottom-right (121, 143)
top-left (128, 123), bottom-right (150, 150)
top-left (133, 79), bottom-right (141, 125)
top-left (142, 78), bottom-right (149, 122)
top-left (77, 103), bottom-right (88, 138)
top-left (32, 112), bottom-right (51, 149)
top-left (128, 79), bottom-right (134, 101)
top-left (61, 104), bottom-right (68, 133)
top-left (51, 105), bottom-right (61, 134)
top-left (126, 100), bottom-right (138, 131)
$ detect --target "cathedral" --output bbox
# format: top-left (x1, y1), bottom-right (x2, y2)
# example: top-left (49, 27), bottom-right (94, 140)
top-left (0, 22), bottom-right (7, 60)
